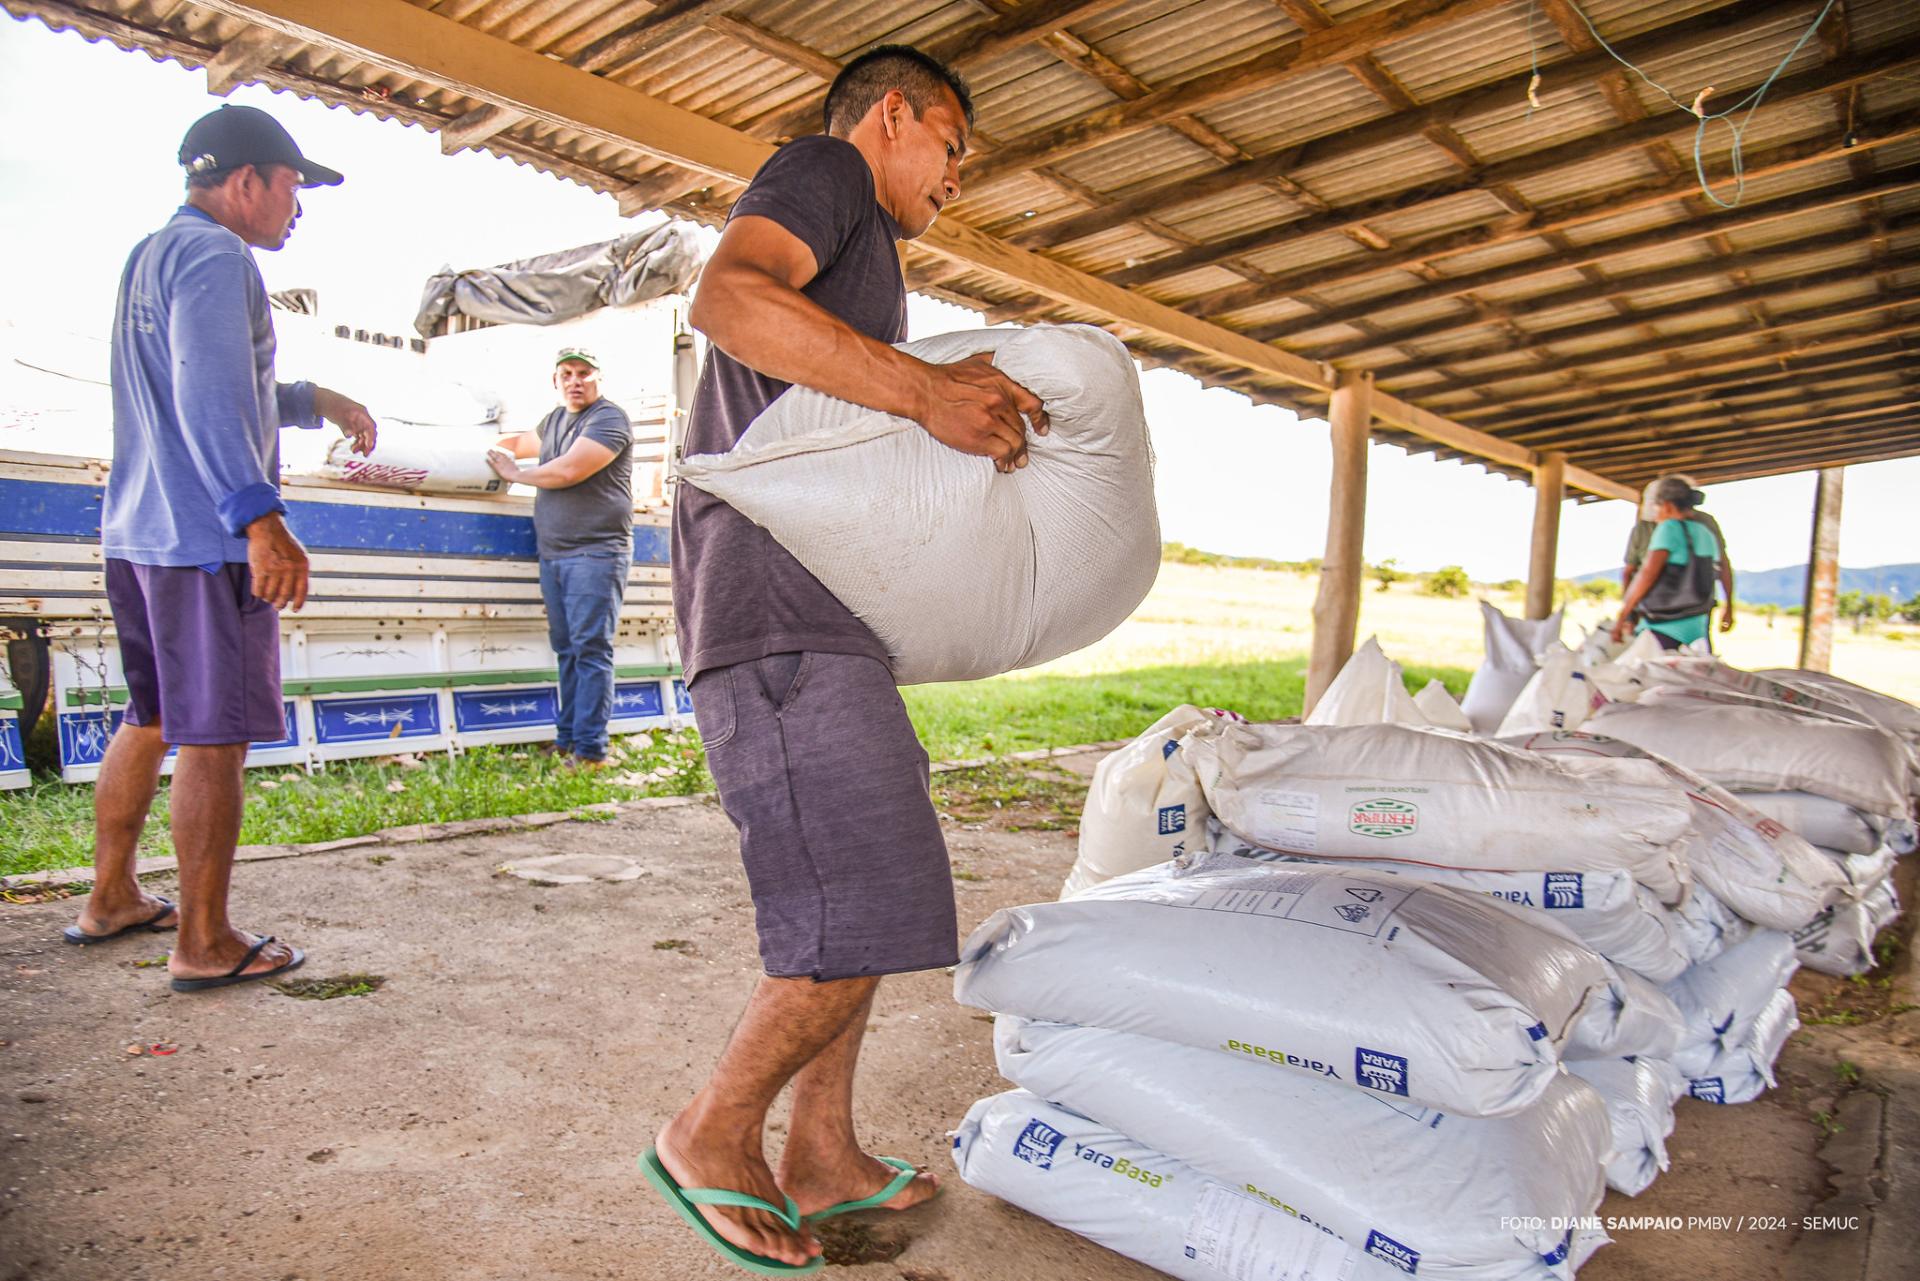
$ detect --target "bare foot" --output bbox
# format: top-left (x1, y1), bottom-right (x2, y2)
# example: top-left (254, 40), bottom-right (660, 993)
top-left (655, 1111), bottom-right (821, 1267)
top-left (778, 1146), bottom-right (940, 1219)
top-left (72, 892), bottom-right (177, 940)
top-left (167, 930), bottom-right (298, 983)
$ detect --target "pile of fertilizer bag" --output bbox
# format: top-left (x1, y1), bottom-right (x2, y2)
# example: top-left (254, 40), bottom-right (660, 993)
top-left (953, 617), bottom-right (1916, 1278)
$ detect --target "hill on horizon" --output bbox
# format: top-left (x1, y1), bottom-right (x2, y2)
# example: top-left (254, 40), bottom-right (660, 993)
top-left (1572, 562), bottom-right (1920, 607)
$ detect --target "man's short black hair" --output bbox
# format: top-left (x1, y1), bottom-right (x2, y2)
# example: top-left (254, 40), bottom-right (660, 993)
top-left (823, 44), bottom-right (973, 137)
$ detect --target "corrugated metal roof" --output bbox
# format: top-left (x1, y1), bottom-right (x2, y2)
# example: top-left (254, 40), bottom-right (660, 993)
top-left (11, 0), bottom-right (1915, 485)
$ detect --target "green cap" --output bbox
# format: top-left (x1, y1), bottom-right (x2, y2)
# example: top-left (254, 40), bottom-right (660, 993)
top-left (554, 346), bottom-right (599, 370)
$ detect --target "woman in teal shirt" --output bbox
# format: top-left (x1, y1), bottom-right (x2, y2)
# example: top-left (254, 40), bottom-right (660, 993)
top-left (1612, 477), bottom-right (1724, 650)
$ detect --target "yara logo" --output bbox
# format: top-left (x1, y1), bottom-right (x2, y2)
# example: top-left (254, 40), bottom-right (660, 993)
top-left (1356, 1047), bottom-right (1409, 1096)
top-left (1364, 1229), bottom-right (1422, 1274)
top-left (1349, 798), bottom-right (1418, 839)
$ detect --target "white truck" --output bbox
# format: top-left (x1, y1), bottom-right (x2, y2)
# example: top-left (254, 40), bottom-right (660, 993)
top-left (0, 226), bottom-right (704, 787)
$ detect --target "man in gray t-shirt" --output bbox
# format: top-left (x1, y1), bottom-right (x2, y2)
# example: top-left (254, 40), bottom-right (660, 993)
top-left (489, 347), bottom-right (632, 763)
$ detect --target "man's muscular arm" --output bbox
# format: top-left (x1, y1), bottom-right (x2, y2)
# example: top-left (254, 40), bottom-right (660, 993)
top-left (691, 215), bottom-right (1047, 472)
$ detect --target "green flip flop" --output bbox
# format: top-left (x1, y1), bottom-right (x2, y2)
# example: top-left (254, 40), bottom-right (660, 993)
top-left (802, 1157), bottom-right (930, 1223)
top-left (638, 1147), bottom-right (822, 1277)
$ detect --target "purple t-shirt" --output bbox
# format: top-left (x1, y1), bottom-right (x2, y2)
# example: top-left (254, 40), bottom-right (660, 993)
top-left (672, 135), bottom-right (907, 682)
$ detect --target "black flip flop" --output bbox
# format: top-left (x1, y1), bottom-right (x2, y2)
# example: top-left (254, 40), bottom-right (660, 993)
top-left (62, 897), bottom-right (177, 945)
top-left (169, 935), bottom-right (305, 992)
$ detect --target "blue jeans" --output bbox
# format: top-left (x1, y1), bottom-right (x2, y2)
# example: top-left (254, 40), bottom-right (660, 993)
top-left (538, 551), bottom-right (629, 758)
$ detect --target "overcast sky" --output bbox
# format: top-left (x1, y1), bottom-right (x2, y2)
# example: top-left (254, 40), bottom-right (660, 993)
top-left (3, 16), bottom-right (1915, 581)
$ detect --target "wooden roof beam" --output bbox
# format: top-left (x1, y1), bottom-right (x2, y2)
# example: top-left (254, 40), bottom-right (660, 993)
top-left (1213, 114), bottom-right (1920, 326)
top-left (202, 23), bottom-right (290, 95)
top-left (1386, 297), bottom-right (1919, 402)
top-left (1353, 249), bottom-right (1920, 384)
top-left (1591, 422), bottom-right (1920, 477)
top-left (1510, 367), bottom-right (1920, 444)
top-left (1304, 211), bottom-right (1920, 361)
top-left (185, 0), bottom-right (1632, 501)
top-left (438, 0), bottom-right (751, 154)
top-left (964, 0), bottom-right (1512, 186)
top-left (1672, 441), bottom-right (1920, 487)
top-left (1005, 0), bottom-right (1799, 251)
top-left (1462, 342), bottom-right (1920, 428)
top-left (1442, 323), bottom-right (1920, 418)
top-left (1568, 399), bottom-right (1920, 464)
top-left (1102, 47), bottom-right (1916, 295)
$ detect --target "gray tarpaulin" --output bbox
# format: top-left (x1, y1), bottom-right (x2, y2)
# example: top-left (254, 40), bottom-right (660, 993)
top-left (413, 220), bottom-right (703, 338)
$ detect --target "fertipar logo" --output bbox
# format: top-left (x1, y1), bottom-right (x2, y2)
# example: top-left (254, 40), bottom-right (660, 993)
top-left (1356, 1047), bottom-right (1409, 1096)
top-left (1365, 1229), bottom-right (1422, 1274)
top-left (1349, 798), bottom-right (1418, 839)
top-left (1013, 1118), bottom-right (1065, 1169)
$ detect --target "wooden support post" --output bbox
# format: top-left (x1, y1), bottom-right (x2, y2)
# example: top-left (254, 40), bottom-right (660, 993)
top-left (1305, 371), bottom-right (1374, 715)
top-left (1799, 466), bottom-right (1844, 672)
top-left (1526, 450), bottom-right (1567, 619)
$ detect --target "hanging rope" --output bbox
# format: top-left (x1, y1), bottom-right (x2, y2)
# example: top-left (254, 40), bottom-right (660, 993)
top-left (1526, 0), bottom-right (1842, 208)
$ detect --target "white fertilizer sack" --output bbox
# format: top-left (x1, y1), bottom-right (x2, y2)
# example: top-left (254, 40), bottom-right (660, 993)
top-left (952, 1091), bottom-right (1392, 1281)
top-left (1461, 603), bottom-right (1563, 734)
top-left (1564, 967), bottom-right (1685, 1061)
top-left (1737, 791), bottom-right (1883, 856)
top-left (994, 1016), bottom-right (1611, 1281)
top-left (1308, 637), bottom-right (1431, 728)
top-left (1670, 883), bottom-right (1751, 966)
top-left (1683, 987), bottom-right (1799, 1105)
top-left (1414, 680), bottom-right (1474, 733)
top-left (1495, 646), bottom-right (1604, 738)
top-left (1791, 897), bottom-right (1878, 977)
top-left (1061, 705), bottom-right (1224, 899)
top-left (1505, 730), bottom-right (1847, 932)
top-left (1565, 1057), bottom-right (1684, 1197)
top-left (1663, 930), bottom-right (1798, 1079)
top-left (678, 325), bottom-right (1158, 684)
top-left (954, 859), bottom-right (1613, 1117)
top-left (1200, 820), bottom-right (1690, 981)
top-left (1185, 720), bottom-right (1692, 903)
top-left (1586, 690), bottom-right (1910, 818)
top-left (314, 431), bottom-right (508, 496)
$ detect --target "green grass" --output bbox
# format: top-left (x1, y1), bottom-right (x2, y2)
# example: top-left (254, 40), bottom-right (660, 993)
top-left (0, 656), bottom-right (1471, 881)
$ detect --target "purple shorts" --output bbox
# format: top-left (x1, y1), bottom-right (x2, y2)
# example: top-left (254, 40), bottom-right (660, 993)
top-left (690, 651), bottom-right (957, 981)
top-left (105, 559), bottom-right (284, 745)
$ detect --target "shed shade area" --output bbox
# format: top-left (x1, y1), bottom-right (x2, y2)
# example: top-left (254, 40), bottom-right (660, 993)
top-left (10, 0), bottom-right (1916, 496)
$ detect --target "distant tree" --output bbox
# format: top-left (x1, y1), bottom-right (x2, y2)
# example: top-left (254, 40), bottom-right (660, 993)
top-left (1372, 558), bottom-right (1405, 592)
top-left (1495, 578), bottom-right (1525, 595)
top-left (1425, 565), bottom-right (1471, 599)
top-left (1900, 593), bottom-right (1920, 624)
top-left (1580, 578), bottom-right (1620, 602)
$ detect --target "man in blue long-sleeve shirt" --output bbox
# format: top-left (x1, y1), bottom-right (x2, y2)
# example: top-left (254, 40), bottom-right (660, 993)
top-left (65, 105), bottom-right (377, 993)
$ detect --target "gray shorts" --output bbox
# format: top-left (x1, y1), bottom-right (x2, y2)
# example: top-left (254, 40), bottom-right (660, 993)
top-left (689, 651), bottom-right (956, 981)
top-left (105, 559), bottom-right (284, 745)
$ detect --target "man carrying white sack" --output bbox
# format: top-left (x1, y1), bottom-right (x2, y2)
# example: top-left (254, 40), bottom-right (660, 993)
top-left (643, 46), bottom-right (1047, 1276)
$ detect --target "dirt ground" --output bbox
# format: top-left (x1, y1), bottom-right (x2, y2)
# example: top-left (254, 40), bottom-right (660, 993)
top-left (1, 749), bottom-right (1914, 1281)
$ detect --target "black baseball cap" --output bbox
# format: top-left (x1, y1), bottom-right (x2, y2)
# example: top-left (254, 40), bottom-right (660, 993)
top-left (178, 104), bottom-right (344, 187)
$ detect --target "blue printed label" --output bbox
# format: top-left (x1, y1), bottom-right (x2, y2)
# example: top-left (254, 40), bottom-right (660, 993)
top-left (1543, 873), bottom-right (1584, 909)
top-left (1162, 739), bottom-right (1179, 759)
top-left (1526, 1022), bottom-right (1549, 1041)
top-left (1365, 1229), bottom-right (1421, 1274)
top-left (1157, 803), bottom-right (1187, 836)
top-left (1013, 1118), bottom-right (1065, 1169)
top-left (1689, 1078), bottom-right (1725, 1104)
top-left (1356, 1047), bottom-right (1409, 1096)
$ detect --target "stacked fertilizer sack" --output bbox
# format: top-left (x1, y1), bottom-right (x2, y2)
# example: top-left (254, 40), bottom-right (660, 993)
top-left (954, 853), bottom-right (1618, 1279)
top-left (1578, 657), bottom-right (1916, 979)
